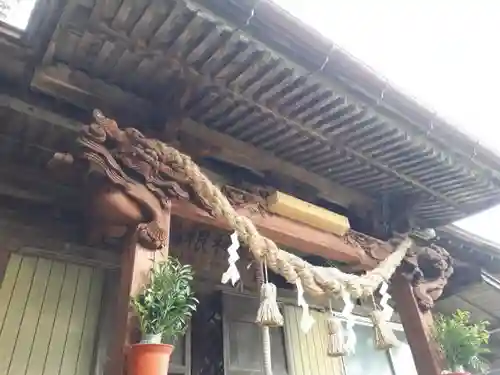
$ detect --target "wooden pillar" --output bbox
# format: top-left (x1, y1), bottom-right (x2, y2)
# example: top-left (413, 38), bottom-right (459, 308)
top-left (0, 248), bottom-right (10, 286)
top-left (392, 273), bottom-right (442, 375)
top-left (105, 205), bottom-right (171, 375)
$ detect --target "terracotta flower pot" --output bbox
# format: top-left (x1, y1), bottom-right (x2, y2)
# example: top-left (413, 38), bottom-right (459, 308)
top-left (128, 343), bottom-right (174, 375)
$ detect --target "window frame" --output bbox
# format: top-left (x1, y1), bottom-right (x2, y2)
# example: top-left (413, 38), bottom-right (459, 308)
top-left (279, 300), bottom-right (411, 375)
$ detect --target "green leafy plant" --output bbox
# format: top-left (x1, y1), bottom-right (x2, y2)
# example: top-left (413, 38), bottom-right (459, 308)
top-left (131, 257), bottom-right (198, 343)
top-left (434, 309), bottom-right (490, 373)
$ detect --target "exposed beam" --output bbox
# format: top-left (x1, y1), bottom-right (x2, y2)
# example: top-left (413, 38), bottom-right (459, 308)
top-left (0, 94), bottom-right (82, 132)
top-left (170, 200), bottom-right (379, 266)
top-left (180, 119), bottom-right (370, 208)
top-left (0, 167), bottom-right (379, 267)
top-left (31, 64), bottom-right (154, 124)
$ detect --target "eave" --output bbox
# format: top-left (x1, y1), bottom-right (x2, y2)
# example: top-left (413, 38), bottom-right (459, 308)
top-left (13, 0), bottom-right (498, 228)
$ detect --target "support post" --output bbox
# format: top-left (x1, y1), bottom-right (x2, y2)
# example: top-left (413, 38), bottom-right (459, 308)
top-left (0, 247), bottom-right (9, 286)
top-left (391, 273), bottom-right (442, 375)
top-left (105, 204), bottom-right (171, 375)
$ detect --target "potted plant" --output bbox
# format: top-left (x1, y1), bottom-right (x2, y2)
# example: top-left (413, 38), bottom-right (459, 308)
top-left (434, 309), bottom-right (490, 375)
top-left (128, 257), bottom-right (198, 375)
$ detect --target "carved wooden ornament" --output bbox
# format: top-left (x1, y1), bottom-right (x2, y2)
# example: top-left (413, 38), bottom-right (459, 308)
top-left (48, 110), bottom-right (213, 250)
top-left (48, 110), bottom-right (273, 250)
top-left (400, 243), bottom-right (453, 311)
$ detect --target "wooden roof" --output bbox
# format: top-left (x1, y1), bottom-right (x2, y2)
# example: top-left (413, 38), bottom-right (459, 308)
top-left (436, 225), bottom-right (500, 274)
top-left (1, 0), bottom-right (500, 226)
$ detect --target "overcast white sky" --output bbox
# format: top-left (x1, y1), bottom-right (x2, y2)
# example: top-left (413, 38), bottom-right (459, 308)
top-left (273, 0), bottom-right (500, 243)
top-left (1, 0), bottom-right (35, 29)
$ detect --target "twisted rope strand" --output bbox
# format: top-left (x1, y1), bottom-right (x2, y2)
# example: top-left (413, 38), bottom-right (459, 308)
top-left (160, 143), bottom-right (412, 298)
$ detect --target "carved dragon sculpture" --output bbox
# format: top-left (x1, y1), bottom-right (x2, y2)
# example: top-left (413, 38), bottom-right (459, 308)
top-left (49, 110), bottom-right (214, 250)
top-left (400, 243), bottom-right (454, 311)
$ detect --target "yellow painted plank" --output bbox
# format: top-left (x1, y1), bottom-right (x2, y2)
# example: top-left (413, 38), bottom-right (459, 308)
top-left (25, 260), bottom-right (66, 375)
top-left (0, 256), bottom-right (38, 375)
top-left (59, 265), bottom-right (93, 375)
top-left (7, 258), bottom-right (52, 375)
top-left (42, 263), bottom-right (80, 375)
top-left (76, 268), bottom-right (105, 375)
top-left (267, 191), bottom-right (350, 236)
top-left (0, 253), bottom-right (22, 329)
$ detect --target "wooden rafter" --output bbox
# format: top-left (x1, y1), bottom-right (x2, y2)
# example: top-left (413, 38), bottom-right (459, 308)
top-left (30, 58), bottom-right (495, 223)
top-left (58, 16), bottom-right (491, 213)
top-left (11, 79), bottom-right (368, 209)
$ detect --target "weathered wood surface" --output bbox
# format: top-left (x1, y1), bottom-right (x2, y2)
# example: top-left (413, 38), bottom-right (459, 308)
top-left (0, 93), bottom-right (368, 211)
top-left (105, 207), bottom-right (171, 375)
top-left (0, 254), bottom-right (105, 375)
top-left (22, 0), bottom-right (500, 227)
top-left (0, 156), bottom-right (382, 270)
top-left (1, 0), bottom-right (500, 228)
top-left (171, 199), bottom-right (380, 266)
top-left (391, 273), bottom-right (442, 375)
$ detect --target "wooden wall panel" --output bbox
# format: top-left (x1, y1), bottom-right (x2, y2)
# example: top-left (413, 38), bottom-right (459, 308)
top-left (283, 305), bottom-right (344, 375)
top-left (0, 254), bottom-right (105, 375)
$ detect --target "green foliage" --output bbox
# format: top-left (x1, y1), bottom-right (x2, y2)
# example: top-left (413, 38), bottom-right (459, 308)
top-left (131, 258), bottom-right (198, 343)
top-left (434, 309), bottom-right (490, 373)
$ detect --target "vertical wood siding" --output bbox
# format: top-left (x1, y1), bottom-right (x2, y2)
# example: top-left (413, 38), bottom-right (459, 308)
top-left (0, 253), bottom-right (105, 375)
top-left (284, 305), bottom-right (344, 375)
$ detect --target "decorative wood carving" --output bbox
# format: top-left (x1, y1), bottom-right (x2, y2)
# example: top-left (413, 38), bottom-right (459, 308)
top-left (48, 109), bottom-right (275, 250)
top-left (221, 185), bottom-right (271, 216)
top-left (399, 243), bottom-right (454, 311)
top-left (344, 228), bottom-right (453, 311)
top-left (342, 230), bottom-right (393, 263)
top-left (48, 109), bottom-right (212, 250)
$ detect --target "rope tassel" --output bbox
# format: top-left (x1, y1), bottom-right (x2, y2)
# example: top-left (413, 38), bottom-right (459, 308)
top-left (326, 312), bottom-right (347, 357)
top-left (256, 262), bottom-right (283, 327)
top-left (370, 310), bottom-right (400, 350)
top-left (256, 283), bottom-right (283, 327)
